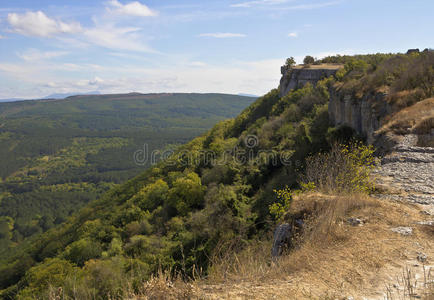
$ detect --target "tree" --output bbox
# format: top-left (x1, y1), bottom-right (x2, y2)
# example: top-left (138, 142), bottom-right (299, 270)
top-left (285, 57), bottom-right (296, 67)
top-left (303, 55), bottom-right (315, 65)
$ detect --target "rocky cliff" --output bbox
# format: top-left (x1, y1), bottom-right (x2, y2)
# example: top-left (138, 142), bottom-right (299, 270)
top-left (279, 63), bottom-right (389, 144)
top-left (279, 64), bottom-right (427, 149)
top-left (279, 64), bottom-right (341, 97)
top-left (328, 90), bottom-right (393, 144)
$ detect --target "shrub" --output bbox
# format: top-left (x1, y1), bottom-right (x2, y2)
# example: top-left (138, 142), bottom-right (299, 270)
top-left (62, 238), bottom-right (103, 266)
top-left (285, 57), bottom-right (296, 67)
top-left (17, 258), bottom-right (79, 299)
top-left (269, 186), bottom-right (293, 221)
top-left (301, 143), bottom-right (375, 194)
top-left (303, 55), bottom-right (315, 65)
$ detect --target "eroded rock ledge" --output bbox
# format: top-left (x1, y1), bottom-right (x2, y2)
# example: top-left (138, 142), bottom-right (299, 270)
top-left (279, 64), bottom-right (341, 97)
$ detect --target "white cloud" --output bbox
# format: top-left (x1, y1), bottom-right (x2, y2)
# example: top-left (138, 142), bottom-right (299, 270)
top-left (189, 61), bottom-right (207, 67)
top-left (0, 58), bottom-right (284, 98)
top-left (88, 76), bottom-right (104, 85)
top-left (7, 11), bottom-right (82, 37)
top-left (107, 0), bottom-right (158, 17)
top-left (281, 1), bottom-right (342, 10)
top-left (6, 9), bottom-right (154, 52)
top-left (0, 35), bottom-right (5, 39)
top-left (83, 25), bottom-right (154, 52)
top-left (231, 0), bottom-right (289, 8)
top-left (288, 32), bottom-right (298, 38)
top-left (17, 49), bottom-right (69, 61)
top-left (198, 32), bottom-right (246, 38)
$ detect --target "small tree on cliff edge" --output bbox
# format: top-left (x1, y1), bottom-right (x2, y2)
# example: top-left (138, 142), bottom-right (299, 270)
top-left (303, 55), bottom-right (315, 65)
top-left (285, 57), bottom-right (296, 67)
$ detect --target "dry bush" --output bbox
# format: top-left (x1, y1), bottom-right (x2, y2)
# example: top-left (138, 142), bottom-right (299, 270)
top-left (302, 143), bottom-right (375, 194)
top-left (378, 97), bottom-right (434, 136)
top-left (47, 268), bottom-right (196, 300)
top-left (387, 88), bottom-right (426, 109)
top-left (206, 239), bottom-right (272, 284)
top-left (414, 116), bottom-right (434, 135)
top-left (130, 270), bottom-right (196, 300)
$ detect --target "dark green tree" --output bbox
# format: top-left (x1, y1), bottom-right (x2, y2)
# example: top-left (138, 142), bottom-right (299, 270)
top-left (285, 57), bottom-right (296, 67)
top-left (303, 55), bottom-right (315, 65)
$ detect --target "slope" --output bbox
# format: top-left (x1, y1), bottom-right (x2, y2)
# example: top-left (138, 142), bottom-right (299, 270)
top-left (0, 93), bottom-right (255, 254)
top-left (0, 51), bottom-right (432, 299)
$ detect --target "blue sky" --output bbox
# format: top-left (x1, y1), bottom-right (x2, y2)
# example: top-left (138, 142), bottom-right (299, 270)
top-left (0, 0), bottom-right (433, 99)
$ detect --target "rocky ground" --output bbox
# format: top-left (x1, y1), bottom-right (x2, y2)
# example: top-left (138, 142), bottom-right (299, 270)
top-left (371, 134), bottom-right (434, 299)
top-left (373, 134), bottom-right (434, 214)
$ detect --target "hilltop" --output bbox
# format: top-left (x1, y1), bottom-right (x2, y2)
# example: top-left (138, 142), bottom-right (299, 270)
top-left (0, 51), bottom-right (433, 299)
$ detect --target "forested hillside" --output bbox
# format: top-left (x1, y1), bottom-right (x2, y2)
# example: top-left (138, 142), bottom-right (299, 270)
top-left (0, 51), bottom-right (432, 299)
top-left (0, 93), bottom-right (255, 253)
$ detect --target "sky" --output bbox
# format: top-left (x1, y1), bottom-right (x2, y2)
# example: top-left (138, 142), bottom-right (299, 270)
top-left (0, 0), bottom-right (433, 99)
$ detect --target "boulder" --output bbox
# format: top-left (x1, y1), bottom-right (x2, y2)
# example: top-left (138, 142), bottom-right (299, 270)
top-left (271, 223), bottom-right (292, 257)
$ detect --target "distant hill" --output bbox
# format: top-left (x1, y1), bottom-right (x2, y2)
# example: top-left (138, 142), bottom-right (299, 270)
top-left (0, 98), bottom-right (25, 103)
top-left (237, 93), bottom-right (258, 98)
top-left (42, 91), bottom-right (101, 99)
top-left (0, 92), bottom-right (254, 254)
top-left (0, 91), bottom-right (102, 103)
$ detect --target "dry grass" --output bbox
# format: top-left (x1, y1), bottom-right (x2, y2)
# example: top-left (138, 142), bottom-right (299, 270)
top-left (292, 63), bottom-right (343, 70)
top-left (386, 89), bottom-right (426, 109)
top-left (48, 270), bottom-right (198, 300)
top-left (384, 265), bottom-right (434, 300)
top-left (127, 270), bottom-right (197, 300)
top-left (197, 193), bottom-right (434, 299)
top-left (378, 97), bottom-right (434, 136)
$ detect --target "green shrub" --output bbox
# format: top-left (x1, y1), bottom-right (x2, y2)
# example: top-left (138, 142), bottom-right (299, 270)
top-left (270, 187), bottom-right (293, 221)
top-left (17, 258), bottom-right (79, 299)
top-left (62, 238), bottom-right (103, 266)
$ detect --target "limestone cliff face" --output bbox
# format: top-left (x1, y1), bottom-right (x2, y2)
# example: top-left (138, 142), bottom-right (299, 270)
top-left (278, 64), bottom-right (392, 146)
top-left (328, 90), bottom-right (392, 144)
top-left (279, 65), bottom-right (340, 97)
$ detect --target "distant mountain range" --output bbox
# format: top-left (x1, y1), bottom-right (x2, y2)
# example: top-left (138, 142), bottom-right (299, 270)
top-left (0, 91), bottom-right (258, 103)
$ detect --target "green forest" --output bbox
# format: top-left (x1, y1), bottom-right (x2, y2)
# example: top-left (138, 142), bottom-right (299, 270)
top-left (0, 93), bottom-right (255, 254)
top-left (0, 51), bottom-right (432, 299)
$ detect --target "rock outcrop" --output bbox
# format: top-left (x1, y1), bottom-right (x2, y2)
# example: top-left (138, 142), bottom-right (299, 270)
top-left (279, 64), bottom-right (341, 97)
top-left (279, 63), bottom-right (390, 145)
top-left (271, 223), bottom-right (292, 258)
top-left (328, 90), bottom-right (392, 144)
top-left (279, 63), bottom-right (432, 150)
top-left (372, 134), bottom-right (434, 209)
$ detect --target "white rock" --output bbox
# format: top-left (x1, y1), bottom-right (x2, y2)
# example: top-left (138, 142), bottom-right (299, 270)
top-left (391, 226), bottom-right (413, 235)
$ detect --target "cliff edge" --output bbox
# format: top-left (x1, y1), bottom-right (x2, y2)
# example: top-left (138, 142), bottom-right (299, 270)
top-left (279, 64), bottom-right (342, 97)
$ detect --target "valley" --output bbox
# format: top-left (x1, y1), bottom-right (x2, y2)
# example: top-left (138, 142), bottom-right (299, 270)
top-left (0, 93), bottom-right (255, 254)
